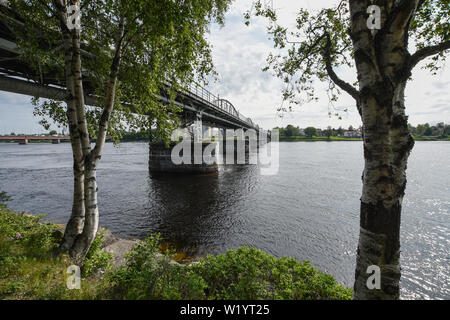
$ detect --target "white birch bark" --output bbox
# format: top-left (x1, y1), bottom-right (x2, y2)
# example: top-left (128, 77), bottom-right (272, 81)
top-left (70, 20), bottom-right (125, 259)
top-left (51, 0), bottom-right (86, 252)
top-left (349, 0), bottom-right (419, 299)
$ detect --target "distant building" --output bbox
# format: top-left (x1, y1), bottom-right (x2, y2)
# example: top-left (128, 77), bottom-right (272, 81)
top-left (343, 129), bottom-right (362, 138)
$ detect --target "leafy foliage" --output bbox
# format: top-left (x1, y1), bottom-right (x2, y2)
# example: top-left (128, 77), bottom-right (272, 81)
top-left (0, 191), bottom-right (12, 208)
top-left (246, 0), bottom-right (450, 111)
top-left (191, 246), bottom-right (351, 300)
top-left (246, 1), bottom-right (354, 112)
top-left (0, 209), bottom-right (61, 257)
top-left (9, 0), bottom-right (233, 143)
top-left (0, 209), bottom-right (350, 300)
top-left (304, 127), bottom-right (317, 138)
top-left (82, 228), bottom-right (113, 277)
top-left (0, 207), bottom-right (66, 298)
top-left (110, 233), bottom-right (351, 300)
top-left (410, 0), bottom-right (450, 73)
top-left (0, 206), bottom-right (111, 274)
top-left (109, 233), bottom-right (207, 299)
top-left (409, 122), bottom-right (450, 137)
top-left (0, 207), bottom-right (111, 299)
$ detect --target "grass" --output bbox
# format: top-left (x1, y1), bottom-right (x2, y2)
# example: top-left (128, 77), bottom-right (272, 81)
top-left (0, 206), bottom-right (108, 299)
top-left (0, 205), bottom-right (352, 300)
top-left (412, 135), bottom-right (450, 141)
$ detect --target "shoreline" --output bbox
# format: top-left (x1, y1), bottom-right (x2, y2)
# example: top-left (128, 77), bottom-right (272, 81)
top-left (59, 223), bottom-right (193, 268)
top-left (0, 206), bottom-right (352, 300)
top-left (15, 210), bottom-right (193, 268)
top-left (1, 138), bottom-right (449, 144)
top-left (278, 136), bottom-right (450, 142)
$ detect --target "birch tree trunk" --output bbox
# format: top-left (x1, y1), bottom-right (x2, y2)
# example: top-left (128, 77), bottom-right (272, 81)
top-left (71, 154), bottom-right (99, 258)
top-left (67, 23), bottom-right (95, 259)
top-left (51, 0), bottom-right (93, 258)
top-left (53, 2), bottom-right (85, 252)
top-left (353, 82), bottom-right (414, 299)
top-left (70, 21), bottom-right (124, 259)
top-left (349, 0), bottom-right (417, 299)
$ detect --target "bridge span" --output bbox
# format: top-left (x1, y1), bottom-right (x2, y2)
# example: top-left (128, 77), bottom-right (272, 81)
top-left (0, 3), bottom-right (261, 134)
top-left (0, 135), bottom-right (70, 144)
top-left (0, 3), bottom-right (267, 174)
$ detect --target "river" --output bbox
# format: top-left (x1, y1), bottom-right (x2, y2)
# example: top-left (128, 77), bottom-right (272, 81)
top-left (0, 141), bottom-right (448, 299)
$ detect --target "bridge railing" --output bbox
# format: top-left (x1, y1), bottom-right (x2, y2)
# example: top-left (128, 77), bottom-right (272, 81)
top-left (183, 83), bottom-right (255, 128)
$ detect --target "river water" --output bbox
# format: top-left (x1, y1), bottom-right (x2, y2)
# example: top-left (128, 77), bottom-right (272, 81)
top-left (0, 141), bottom-right (448, 299)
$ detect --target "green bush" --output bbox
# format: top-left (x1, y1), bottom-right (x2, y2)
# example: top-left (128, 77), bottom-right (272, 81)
top-left (109, 233), bottom-right (207, 299)
top-left (190, 247), bottom-right (351, 300)
top-left (0, 191), bottom-right (12, 207)
top-left (82, 229), bottom-right (113, 277)
top-left (0, 208), bottom-right (352, 300)
top-left (110, 234), bottom-right (351, 300)
top-left (0, 207), bottom-right (112, 299)
top-left (0, 207), bottom-right (67, 298)
top-left (0, 208), bottom-right (61, 257)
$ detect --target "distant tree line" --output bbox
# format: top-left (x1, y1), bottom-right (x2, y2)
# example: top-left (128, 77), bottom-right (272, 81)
top-left (120, 131), bottom-right (150, 141)
top-left (274, 125), bottom-right (359, 138)
top-left (408, 123), bottom-right (450, 137)
top-left (275, 123), bottom-right (450, 138)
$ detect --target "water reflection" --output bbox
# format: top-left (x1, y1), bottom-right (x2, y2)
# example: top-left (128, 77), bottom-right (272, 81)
top-left (145, 164), bottom-right (260, 256)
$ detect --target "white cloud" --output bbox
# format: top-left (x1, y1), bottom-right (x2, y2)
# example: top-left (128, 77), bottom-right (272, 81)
top-left (0, 92), bottom-right (57, 134)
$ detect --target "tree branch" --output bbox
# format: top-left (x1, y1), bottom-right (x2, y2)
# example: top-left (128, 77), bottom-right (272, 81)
top-left (324, 34), bottom-right (360, 103)
top-left (92, 19), bottom-right (125, 159)
top-left (408, 40), bottom-right (450, 71)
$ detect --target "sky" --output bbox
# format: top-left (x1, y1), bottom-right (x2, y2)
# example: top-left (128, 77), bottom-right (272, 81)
top-left (0, 0), bottom-right (449, 134)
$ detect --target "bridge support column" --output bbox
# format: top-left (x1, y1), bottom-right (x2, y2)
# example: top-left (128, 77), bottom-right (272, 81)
top-left (202, 126), bottom-right (212, 140)
top-left (193, 113), bottom-right (202, 143)
top-left (149, 141), bottom-right (218, 175)
top-left (149, 112), bottom-right (219, 175)
top-left (221, 134), bottom-right (258, 165)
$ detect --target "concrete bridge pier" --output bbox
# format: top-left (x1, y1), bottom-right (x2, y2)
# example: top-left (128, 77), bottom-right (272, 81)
top-left (220, 138), bottom-right (258, 165)
top-left (148, 129), bottom-right (266, 174)
top-left (149, 141), bottom-right (218, 175)
top-left (149, 112), bottom-right (219, 175)
top-left (193, 113), bottom-right (203, 143)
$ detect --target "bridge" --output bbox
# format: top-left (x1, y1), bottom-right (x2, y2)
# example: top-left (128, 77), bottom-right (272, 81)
top-left (0, 135), bottom-right (70, 144)
top-left (0, 3), bottom-right (267, 173)
top-left (0, 3), bottom-right (261, 135)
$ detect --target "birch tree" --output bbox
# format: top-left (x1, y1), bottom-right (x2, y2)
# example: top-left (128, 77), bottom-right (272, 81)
top-left (9, 0), bottom-right (232, 259)
top-left (249, 0), bottom-right (449, 299)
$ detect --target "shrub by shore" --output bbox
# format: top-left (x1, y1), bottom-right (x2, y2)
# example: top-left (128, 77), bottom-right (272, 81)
top-left (0, 206), bottom-right (352, 300)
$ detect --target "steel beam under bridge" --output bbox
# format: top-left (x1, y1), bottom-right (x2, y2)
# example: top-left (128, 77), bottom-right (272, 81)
top-left (0, 74), bottom-right (257, 131)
